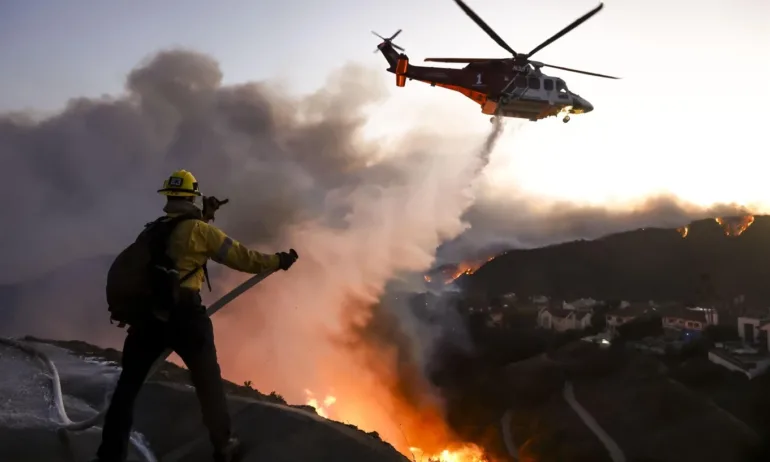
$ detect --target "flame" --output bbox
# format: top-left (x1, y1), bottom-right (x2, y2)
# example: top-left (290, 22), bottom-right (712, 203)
top-left (714, 215), bottom-right (755, 237)
top-left (446, 260), bottom-right (485, 283)
top-left (677, 225), bottom-right (689, 238)
top-left (409, 444), bottom-right (489, 462)
top-left (304, 389), bottom-right (488, 462)
top-left (214, 244), bottom-right (500, 462)
top-left (304, 389), bottom-right (337, 419)
top-left (426, 256), bottom-right (496, 285)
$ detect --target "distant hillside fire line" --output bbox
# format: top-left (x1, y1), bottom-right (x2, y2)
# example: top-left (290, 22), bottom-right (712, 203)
top-left (715, 215), bottom-right (755, 237)
top-left (424, 256), bottom-right (496, 285)
top-left (677, 215), bottom-right (755, 238)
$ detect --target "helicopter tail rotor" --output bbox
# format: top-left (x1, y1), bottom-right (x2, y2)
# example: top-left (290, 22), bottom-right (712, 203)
top-left (372, 29), bottom-right (405, 53)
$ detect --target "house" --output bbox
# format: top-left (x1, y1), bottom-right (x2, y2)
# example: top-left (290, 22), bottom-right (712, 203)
top-left (537, 307), bottom-right (592, 332)
top-left (661, 305), bottom-right (718, 332)
top-left (737, 316), bottom-right (770, 351)
top-left (708, 347), bottom-right (770, 379)
top-left (605, 303), bottom-right (652, 335)
top-left (564, 298), bottom-right (599, 311)
top-left (707, 315), bottom-right (770, 379)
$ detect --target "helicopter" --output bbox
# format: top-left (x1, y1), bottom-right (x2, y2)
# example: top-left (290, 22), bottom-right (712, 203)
top-left (373, 0), bottom-right (620, 123)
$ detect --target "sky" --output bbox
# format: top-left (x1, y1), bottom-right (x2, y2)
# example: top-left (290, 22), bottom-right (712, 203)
top-left (1, 0), bottom-right (769, 207)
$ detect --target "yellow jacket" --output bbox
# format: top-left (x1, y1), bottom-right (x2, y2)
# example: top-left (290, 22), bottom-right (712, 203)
top-left (164, 206), bottom-right (280, 291)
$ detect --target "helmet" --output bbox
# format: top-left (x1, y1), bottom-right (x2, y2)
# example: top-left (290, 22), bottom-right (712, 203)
top-left (157, 169), bottom-right (202, 197)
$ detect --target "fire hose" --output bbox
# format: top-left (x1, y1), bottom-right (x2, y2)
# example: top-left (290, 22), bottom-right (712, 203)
top-left (0, 250), bottom-right (296, 461)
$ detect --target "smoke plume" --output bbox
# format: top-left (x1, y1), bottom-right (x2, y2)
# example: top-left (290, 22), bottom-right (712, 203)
top-left (0, 49), bottom-right (752, 458)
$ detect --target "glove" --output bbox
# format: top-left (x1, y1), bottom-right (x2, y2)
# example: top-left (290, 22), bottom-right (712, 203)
top-left (276, 249), bottom-right (298, 271)
top-left (202, 196), bottom-right (229, 222)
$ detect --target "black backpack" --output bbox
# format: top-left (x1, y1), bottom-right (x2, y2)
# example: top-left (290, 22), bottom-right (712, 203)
top-left (105, 214), bottom-right (210, 327)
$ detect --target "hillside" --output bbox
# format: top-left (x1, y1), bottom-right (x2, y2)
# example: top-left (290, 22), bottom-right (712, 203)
top-left (0, 337), bottom-right (409, 462)
top-left (461, 215), bottom-right (770, 305)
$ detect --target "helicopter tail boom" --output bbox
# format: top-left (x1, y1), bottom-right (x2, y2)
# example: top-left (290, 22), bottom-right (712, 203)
top-left (374, 35), bottom-right (403, 66)
top-left (372, 30), bottom-right (410, 87)
top-left (377, 40), bottom-right (403, 71)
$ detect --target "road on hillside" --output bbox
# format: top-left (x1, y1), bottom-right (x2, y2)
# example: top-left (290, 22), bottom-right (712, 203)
top-left (499, 352), bottom-right (627, 462)
top-left (562, 381), bottom-right (626, 462)
top-left (499, 409), bottom-right (519, 460)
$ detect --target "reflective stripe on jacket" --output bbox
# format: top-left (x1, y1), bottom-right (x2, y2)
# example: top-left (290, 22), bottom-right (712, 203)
top-left (166, 216), bottom-right (280, 291)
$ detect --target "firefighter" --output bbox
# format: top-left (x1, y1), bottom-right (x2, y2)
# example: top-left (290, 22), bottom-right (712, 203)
top-left (94, 169), bottom-right (298, 462)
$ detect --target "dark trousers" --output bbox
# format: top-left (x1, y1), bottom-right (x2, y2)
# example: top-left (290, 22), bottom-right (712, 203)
top-left (96, 297), bottom-right (231, 461)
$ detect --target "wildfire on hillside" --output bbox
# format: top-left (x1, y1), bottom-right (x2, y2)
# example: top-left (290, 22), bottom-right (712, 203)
top-left (424, 256), bottom-right (496, 285)
top-left (677, 225), bottom-right (689, 238)
top-left (304, 390), bottom-right (490, 462)
top-left (410, 445), bottom-right (490, 462)
top-left (715, 215), bottom-right (755, 237)
top-left (304, 389), bottom-right (337, 418)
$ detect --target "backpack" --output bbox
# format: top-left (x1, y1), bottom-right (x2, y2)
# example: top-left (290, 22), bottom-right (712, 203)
top-left (105, 214), bottom-right (210, 328)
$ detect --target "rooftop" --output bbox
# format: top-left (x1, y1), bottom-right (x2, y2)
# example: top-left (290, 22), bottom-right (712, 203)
top-left (709, 348), bottom-right (770, 371)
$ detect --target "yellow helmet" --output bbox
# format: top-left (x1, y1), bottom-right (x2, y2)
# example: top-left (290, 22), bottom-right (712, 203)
top-left (157, 169), bottom-right (202, 197)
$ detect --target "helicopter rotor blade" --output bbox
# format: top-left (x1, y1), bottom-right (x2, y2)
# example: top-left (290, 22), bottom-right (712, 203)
top-left (525, 3), bottom-right (604, 59)
top-left (453, 0), bottom-right (518, 57)
top-left (535, 61), bottom-right (620, 79)
top-left (372, 30), bottom-right (405, 53)
top-left (424, 57), bottom-right (502, 63)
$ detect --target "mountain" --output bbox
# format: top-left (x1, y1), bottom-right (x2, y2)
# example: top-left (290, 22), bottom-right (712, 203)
top-left (460, 215), bottom-right (770, 306)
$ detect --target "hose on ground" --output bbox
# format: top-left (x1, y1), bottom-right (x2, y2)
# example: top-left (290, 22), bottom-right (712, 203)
top-left (0, 267), bottom-right (279, 461)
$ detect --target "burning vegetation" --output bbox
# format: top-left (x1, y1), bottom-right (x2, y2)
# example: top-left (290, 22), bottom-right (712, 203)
top-left (303, 384), bottom-right (491, 462)
top-left (715, 215), bottom-right (755, 237)
top-left (424, 256), bottom-right (496, 285)
top-left (677, 215), bottom-right (755, 238)
top-left (301, 288), bottom-right (502, 462)
top-left (409, 445), bottom-right (490, 462)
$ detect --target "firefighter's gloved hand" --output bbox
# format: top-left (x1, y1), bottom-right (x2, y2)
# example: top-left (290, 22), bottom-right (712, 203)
top-left (276, 249), bottom-right (298, 271)
top-left (202, 196), bottom-right (229, 222)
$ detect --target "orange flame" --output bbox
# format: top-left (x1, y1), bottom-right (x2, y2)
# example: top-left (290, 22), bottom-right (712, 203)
top-left (409, 444), bottom-right (489, 462)
top-left (304, 389), bottom-right (337, 418)
top-left (304, 390), bottom-right (489, 462)
top-left (211, 243), bottom-right (501, 462)
top-left (677, 225), bottom-right (689, 238)
top-left (426, 256), bottom-right (496, 285)
top-left (714, 215), bottom-right (755, 237)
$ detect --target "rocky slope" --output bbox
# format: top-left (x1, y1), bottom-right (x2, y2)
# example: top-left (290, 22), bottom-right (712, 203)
top-left (0, 337), bottom-right (409, 462)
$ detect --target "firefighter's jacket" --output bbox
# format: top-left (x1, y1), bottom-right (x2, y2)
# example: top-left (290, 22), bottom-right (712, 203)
top-left (163, 201), bottom-right (280, 291)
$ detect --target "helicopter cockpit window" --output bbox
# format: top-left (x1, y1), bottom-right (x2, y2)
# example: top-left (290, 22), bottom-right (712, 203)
top-left (514, 76), bottom-right (527, 88)
top-left (528, 77), bottom-right (541, 90)
top-left (556, 80), bottom-right (567, 93)
top-left (544, 79), bottom-right (554, 91)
